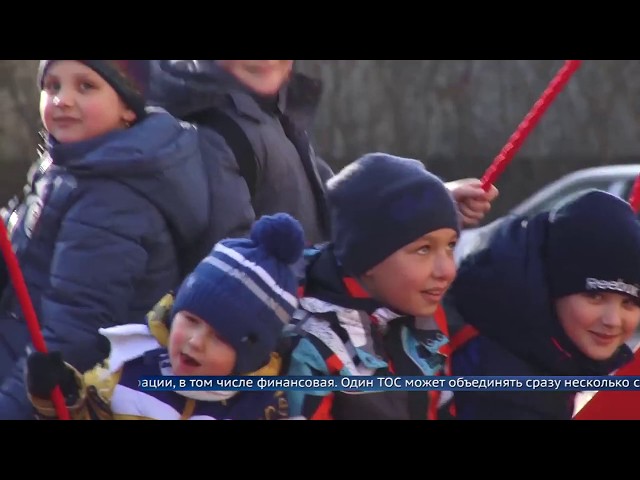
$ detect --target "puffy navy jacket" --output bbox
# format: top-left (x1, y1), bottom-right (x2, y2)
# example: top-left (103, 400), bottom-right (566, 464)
top-left (0, 109), bottom-right (209, 418)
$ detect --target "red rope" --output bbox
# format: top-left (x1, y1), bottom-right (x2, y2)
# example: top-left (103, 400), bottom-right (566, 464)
top-left (0, 221), bottom-right (70, 420)
top-left (481, 60), bottom-right (583, 191)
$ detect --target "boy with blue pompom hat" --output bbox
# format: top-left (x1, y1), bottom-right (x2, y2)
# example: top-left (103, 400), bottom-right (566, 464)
top-left (24, 212), bottom-right (305, 420)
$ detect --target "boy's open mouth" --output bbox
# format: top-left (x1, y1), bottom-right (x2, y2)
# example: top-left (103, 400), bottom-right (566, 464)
top-left (180, 352), bottom-right (202, 367)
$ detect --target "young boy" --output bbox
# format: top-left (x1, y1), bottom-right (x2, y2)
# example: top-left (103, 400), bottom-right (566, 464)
top-left (285, 152), bottom-right (461, 420)
top-left (0, 60), bottom-right (210, 419)
top-left (447, 190), bottom-right (640, 420)
top-left (25, 213), bottom-right (305, 420)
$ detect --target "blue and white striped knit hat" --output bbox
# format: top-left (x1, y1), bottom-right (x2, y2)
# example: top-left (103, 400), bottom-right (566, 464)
top-left (171, 213), bottom-right (305, 374)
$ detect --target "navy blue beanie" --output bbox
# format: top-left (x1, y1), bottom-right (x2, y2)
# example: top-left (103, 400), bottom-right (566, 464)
top-left (38, 60), bottom-right (150, 120)
top-left (326, 153), bottom-right (461, 276)
top-left (546, 190), bottom-right (640, 303)
top-left (171, 213), bottom-right (305, 374)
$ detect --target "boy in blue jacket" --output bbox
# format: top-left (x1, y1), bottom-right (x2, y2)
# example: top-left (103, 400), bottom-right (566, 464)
top-left (0, 60), bottom-right (209, 418)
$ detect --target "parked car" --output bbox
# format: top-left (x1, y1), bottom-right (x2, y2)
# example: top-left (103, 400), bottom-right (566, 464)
top-left (455, 164), bottom-right (640, 264)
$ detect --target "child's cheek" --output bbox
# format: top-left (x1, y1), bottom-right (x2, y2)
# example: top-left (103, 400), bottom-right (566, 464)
top-left (169, 330), bottom-right (186, 355)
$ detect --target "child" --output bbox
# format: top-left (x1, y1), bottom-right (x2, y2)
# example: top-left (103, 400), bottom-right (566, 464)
top-left (285, 152), bottom-right (461, 420)
top-left (0, 60), bottom-right (209, 419)
top-left (25, 213), bottom-right (305, 420)
top-left (447, 190), bottom-right (640, 420)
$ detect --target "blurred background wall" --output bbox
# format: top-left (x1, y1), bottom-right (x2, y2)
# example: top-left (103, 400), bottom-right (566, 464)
top-left (2, 60), bottom-right (639, 223)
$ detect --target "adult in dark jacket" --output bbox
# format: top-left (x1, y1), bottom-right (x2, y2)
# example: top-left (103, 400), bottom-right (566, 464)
top-left (0, 60), bottom-right (209, 419)
top-left (447, 190), bottom-right (640, 420)
top-left (149, 60), bottom-right (498, 267)
top-left (149, 60), bottom-right (331, 274)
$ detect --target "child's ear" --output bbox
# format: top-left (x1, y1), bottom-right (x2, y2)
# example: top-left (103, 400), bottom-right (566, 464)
top-left (122, 109), bottom-right (137, 125)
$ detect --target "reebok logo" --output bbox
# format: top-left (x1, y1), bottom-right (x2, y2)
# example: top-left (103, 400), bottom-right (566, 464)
top-left (585, 278), bottom-right (639, 298)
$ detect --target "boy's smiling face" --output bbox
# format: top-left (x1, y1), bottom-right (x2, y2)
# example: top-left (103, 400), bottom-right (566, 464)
top-left (39, 60), bottom-right (136, 143)
top-left (555, 291), bottom-right (640, 361)
top-left (168, 311), bottom-right (237, 376)
top-left (360, 228), bottom-right (458, 317)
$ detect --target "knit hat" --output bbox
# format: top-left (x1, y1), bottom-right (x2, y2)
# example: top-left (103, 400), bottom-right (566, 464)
top-left (326, 152), bottom-right (461, 276)
top-left (546, 189), bottom-right (640, 303)
top-left (171, 213), bottom-right (305, 374)
top-left (38, 60), bottom-right (150, 119)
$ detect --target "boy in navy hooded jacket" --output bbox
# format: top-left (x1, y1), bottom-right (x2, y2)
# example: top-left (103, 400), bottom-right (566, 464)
top-left (0, 60), bottom-right (208, 419)
top-left (448, 190), bottom-right (640, 420)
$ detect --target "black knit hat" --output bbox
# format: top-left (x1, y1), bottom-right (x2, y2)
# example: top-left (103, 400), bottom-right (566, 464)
top-left (38, 60), bottom-right (150, 119)
top-left (326, 152), bottom-right (461, 276)
top-left (546, 189), bottom-right (640, 303)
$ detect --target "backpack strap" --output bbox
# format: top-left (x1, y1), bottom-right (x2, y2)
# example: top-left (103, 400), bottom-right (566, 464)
top-left (186, 109), bottom-right (259, 202)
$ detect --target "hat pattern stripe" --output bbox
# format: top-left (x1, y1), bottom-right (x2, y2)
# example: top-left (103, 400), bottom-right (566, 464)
top-left (203, 256), bottom-right (293, 324)
top-left (204, 251), bottom-right (297, 320)
top-left (215, 244), bottom-right (298, 308)
top-left (207, 252), bottom-right (297, 317)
